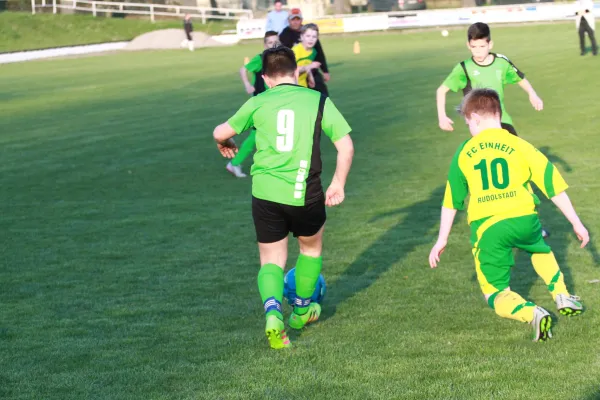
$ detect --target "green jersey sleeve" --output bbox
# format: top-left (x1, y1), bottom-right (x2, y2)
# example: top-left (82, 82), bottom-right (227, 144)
top-left (497, 54), bottom-right (525, 85)
top-left (522, 142), bottom-right (568, 198)
top-left (228, 97), bottom-right (256, 135)
top-left (442, 63), bottom-right (468, 93)
top-left (322, 98), bottom-right (351, 143)
top-left (245, 54), bottom-right (262, 74)
top-left (442, 141), bottom-right (469, 210)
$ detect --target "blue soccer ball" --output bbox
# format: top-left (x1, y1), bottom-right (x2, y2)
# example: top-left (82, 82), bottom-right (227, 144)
top-left (283, 267), bottom-right (326, 306)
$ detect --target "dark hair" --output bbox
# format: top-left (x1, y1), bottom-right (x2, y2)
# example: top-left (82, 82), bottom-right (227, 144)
top-left (460, 88), bottom-right (502, 119)
top-left (274, 0), bottom-right (282, 3)
top-left (264, 31), bottom-right (279, 40)
top-left (467, 22), bottom-right (491, 42)
top-left (262, 46), bottom-right (297, 78)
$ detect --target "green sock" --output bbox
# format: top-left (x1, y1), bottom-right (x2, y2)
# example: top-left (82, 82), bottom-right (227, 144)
top-left (231, 129), bottom-right (256, 167)
top-left (257, 263), bottom-right (284, 321)
top-left (294, 254), bottom-right (322, 315)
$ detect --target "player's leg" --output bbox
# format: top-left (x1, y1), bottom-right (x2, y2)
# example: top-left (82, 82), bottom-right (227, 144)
top-left (228, 129), bottom-right (256, 178)
top-left (587, 22), bottom-right (598, 55)
top-left (186, 32), bottom-right (194, 51)
top-left (579, 23), bottom-right (587, 55)
top-left (472, 216), bottom-right (552, 341)
top-left (252, 197), bottom-right (292, 349)
top-left (288, 197), bottom-right (327, 329)
top-left (513, 214), bottom-right (583, 316)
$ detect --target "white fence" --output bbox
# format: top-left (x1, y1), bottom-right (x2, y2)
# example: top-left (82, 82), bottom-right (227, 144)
top-left (238, 1), bottom-right (600, 38)
top-left (30, 0), bottom-right (253, 23)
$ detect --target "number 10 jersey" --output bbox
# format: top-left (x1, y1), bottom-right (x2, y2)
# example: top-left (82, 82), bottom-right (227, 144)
top-left (443, 128), bottom-right (568, 224)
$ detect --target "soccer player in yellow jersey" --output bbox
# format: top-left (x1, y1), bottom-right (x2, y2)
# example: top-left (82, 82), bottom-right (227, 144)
top-left (292, 24), bottom-right (323, 91)
top-left (429, 88), bottom-right (589, 342)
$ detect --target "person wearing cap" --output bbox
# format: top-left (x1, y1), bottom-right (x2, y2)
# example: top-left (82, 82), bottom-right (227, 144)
top-left (280, 8), bottom-right (331, 95)
top-left (265, 0), bottom-right (289, 34)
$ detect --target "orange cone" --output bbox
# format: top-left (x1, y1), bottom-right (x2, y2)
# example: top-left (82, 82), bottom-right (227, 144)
top-left (244, 56), bottom-right (249, 65)
top-left (353, 41), bottom-right (360, 54)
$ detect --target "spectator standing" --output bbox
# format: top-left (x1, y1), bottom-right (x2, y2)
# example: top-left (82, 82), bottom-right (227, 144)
top-left (279, 8), bottom-right (330, 95)
top-left (576, 0), bottom-right (597, 55)
top-left (181, 14), bottom-right (195, 52)
top-left (266, 0), bottom-right (289, 34)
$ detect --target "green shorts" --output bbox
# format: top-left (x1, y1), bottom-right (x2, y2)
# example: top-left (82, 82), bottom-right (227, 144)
top-left (470, 213), bottom-right (551, 296)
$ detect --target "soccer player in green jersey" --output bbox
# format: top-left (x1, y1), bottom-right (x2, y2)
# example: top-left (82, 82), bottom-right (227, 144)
top-left (429, 89), bottom-right (588, 341)
top-left (227, 31), bottom-right (281, 178)
top-left (213, 46), bottom-right (354, 349)
top-left (436, 22), bottom-right (544, 136)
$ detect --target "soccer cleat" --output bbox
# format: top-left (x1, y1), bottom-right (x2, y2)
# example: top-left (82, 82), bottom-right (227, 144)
top-left (556, 294), bottom-right (583, 316)
top-left (226, 162), bottom-right (247, 178)
top-left (265, 315), bottom-right (291, 349)
top-left (289, 302), bottom-right (321, 330)
top-left (531, 306), bottom-right (553, 342)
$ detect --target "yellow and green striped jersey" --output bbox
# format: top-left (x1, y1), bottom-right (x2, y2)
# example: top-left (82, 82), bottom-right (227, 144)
top-left (443, 128), bottom-right (568, 223)
top-left (292, 43), bottom-right (317, 88)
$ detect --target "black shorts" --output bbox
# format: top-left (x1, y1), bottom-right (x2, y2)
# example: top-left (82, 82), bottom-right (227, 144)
top-left (252, 196), bottom-right (326, 244)
top-left (501, 123), bottom-right (518, 136)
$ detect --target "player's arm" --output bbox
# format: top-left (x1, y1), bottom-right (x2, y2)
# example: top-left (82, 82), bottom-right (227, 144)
top-left (429, 145), bottom-right (468, 268)
top-left (298, 62), bottom-right (321, 74)
top-left (501, 56), bottom-right (543, 111)
top-left (525, 143), bottom-right (588, 246)
top-left (437, 64), bottom-right (466, 132)
top-left (429, 207), bottom-right (458, 268)
top-left (213, 122), bottom-right (238, 159)
top-left (327, 135), bottom-right (354, 206)
top-left (551, 192), bottom-right (589, 248)
top-left (213, 98), bottom-right (255, 158)
top-left (436, 84), bottom-right (454, 131)
top-left (239, 66), bottom-right (254, 95)
top-left (518, 79), bottom-right (543, 111)
top-left (321, 98), bottom-right (353, 207)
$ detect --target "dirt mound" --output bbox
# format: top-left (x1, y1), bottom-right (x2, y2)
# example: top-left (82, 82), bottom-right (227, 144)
top-left (125, 29), bottom-right (237, 51)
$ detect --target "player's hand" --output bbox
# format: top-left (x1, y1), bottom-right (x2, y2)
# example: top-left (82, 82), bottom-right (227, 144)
top-left (438, 115), bottom-right (454, 131)
top-left (529, 93), bottom-right (543, 111)
top-left (308, 75), bottom-right (316, 88)
top-left (309, 61), bottom-right (321, 70)
top-left (429, 239), bottom-right (447, 268)
top-left (245, 83), bottom-right (255, 95)
top-left (323, 72), bottom-right (330, 82)
top-left (217, 138), bottom-right (238, 159)
top-left (573, 222), bottom-right (589, 248)
top-left (325, 182), bottom-right (345, 207)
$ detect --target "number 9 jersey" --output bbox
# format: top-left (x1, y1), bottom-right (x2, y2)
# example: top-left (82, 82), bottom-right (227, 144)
top-left (228, 84), bottom-right (351, 207)
top-left (443, 128), bottom-right (568, 224)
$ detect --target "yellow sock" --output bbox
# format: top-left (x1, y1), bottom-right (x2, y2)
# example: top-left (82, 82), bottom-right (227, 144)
top-left (492, 290), bottom-right (535, 323)
top-left (531, 252), bottom-right (569, 300)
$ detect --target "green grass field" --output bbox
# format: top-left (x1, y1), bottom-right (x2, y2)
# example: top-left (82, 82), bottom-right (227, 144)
top-left (2, 23), bottom-right (600, 399)
top-left (0, 12), bottom-right (235, 53)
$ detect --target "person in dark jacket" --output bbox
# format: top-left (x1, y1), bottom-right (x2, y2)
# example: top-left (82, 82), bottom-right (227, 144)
top-left (181, 14), bottom-right (194, 52)
top-left (279, 8), bottom-right (330, 95)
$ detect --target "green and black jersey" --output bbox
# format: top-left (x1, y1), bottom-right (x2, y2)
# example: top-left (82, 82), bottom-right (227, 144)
top-left (443, 53), bottom-right (525, 125)
top-left (245, 53), bottom-right (268, 96)
top-left (228, 84), bottom-right (351, 206)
